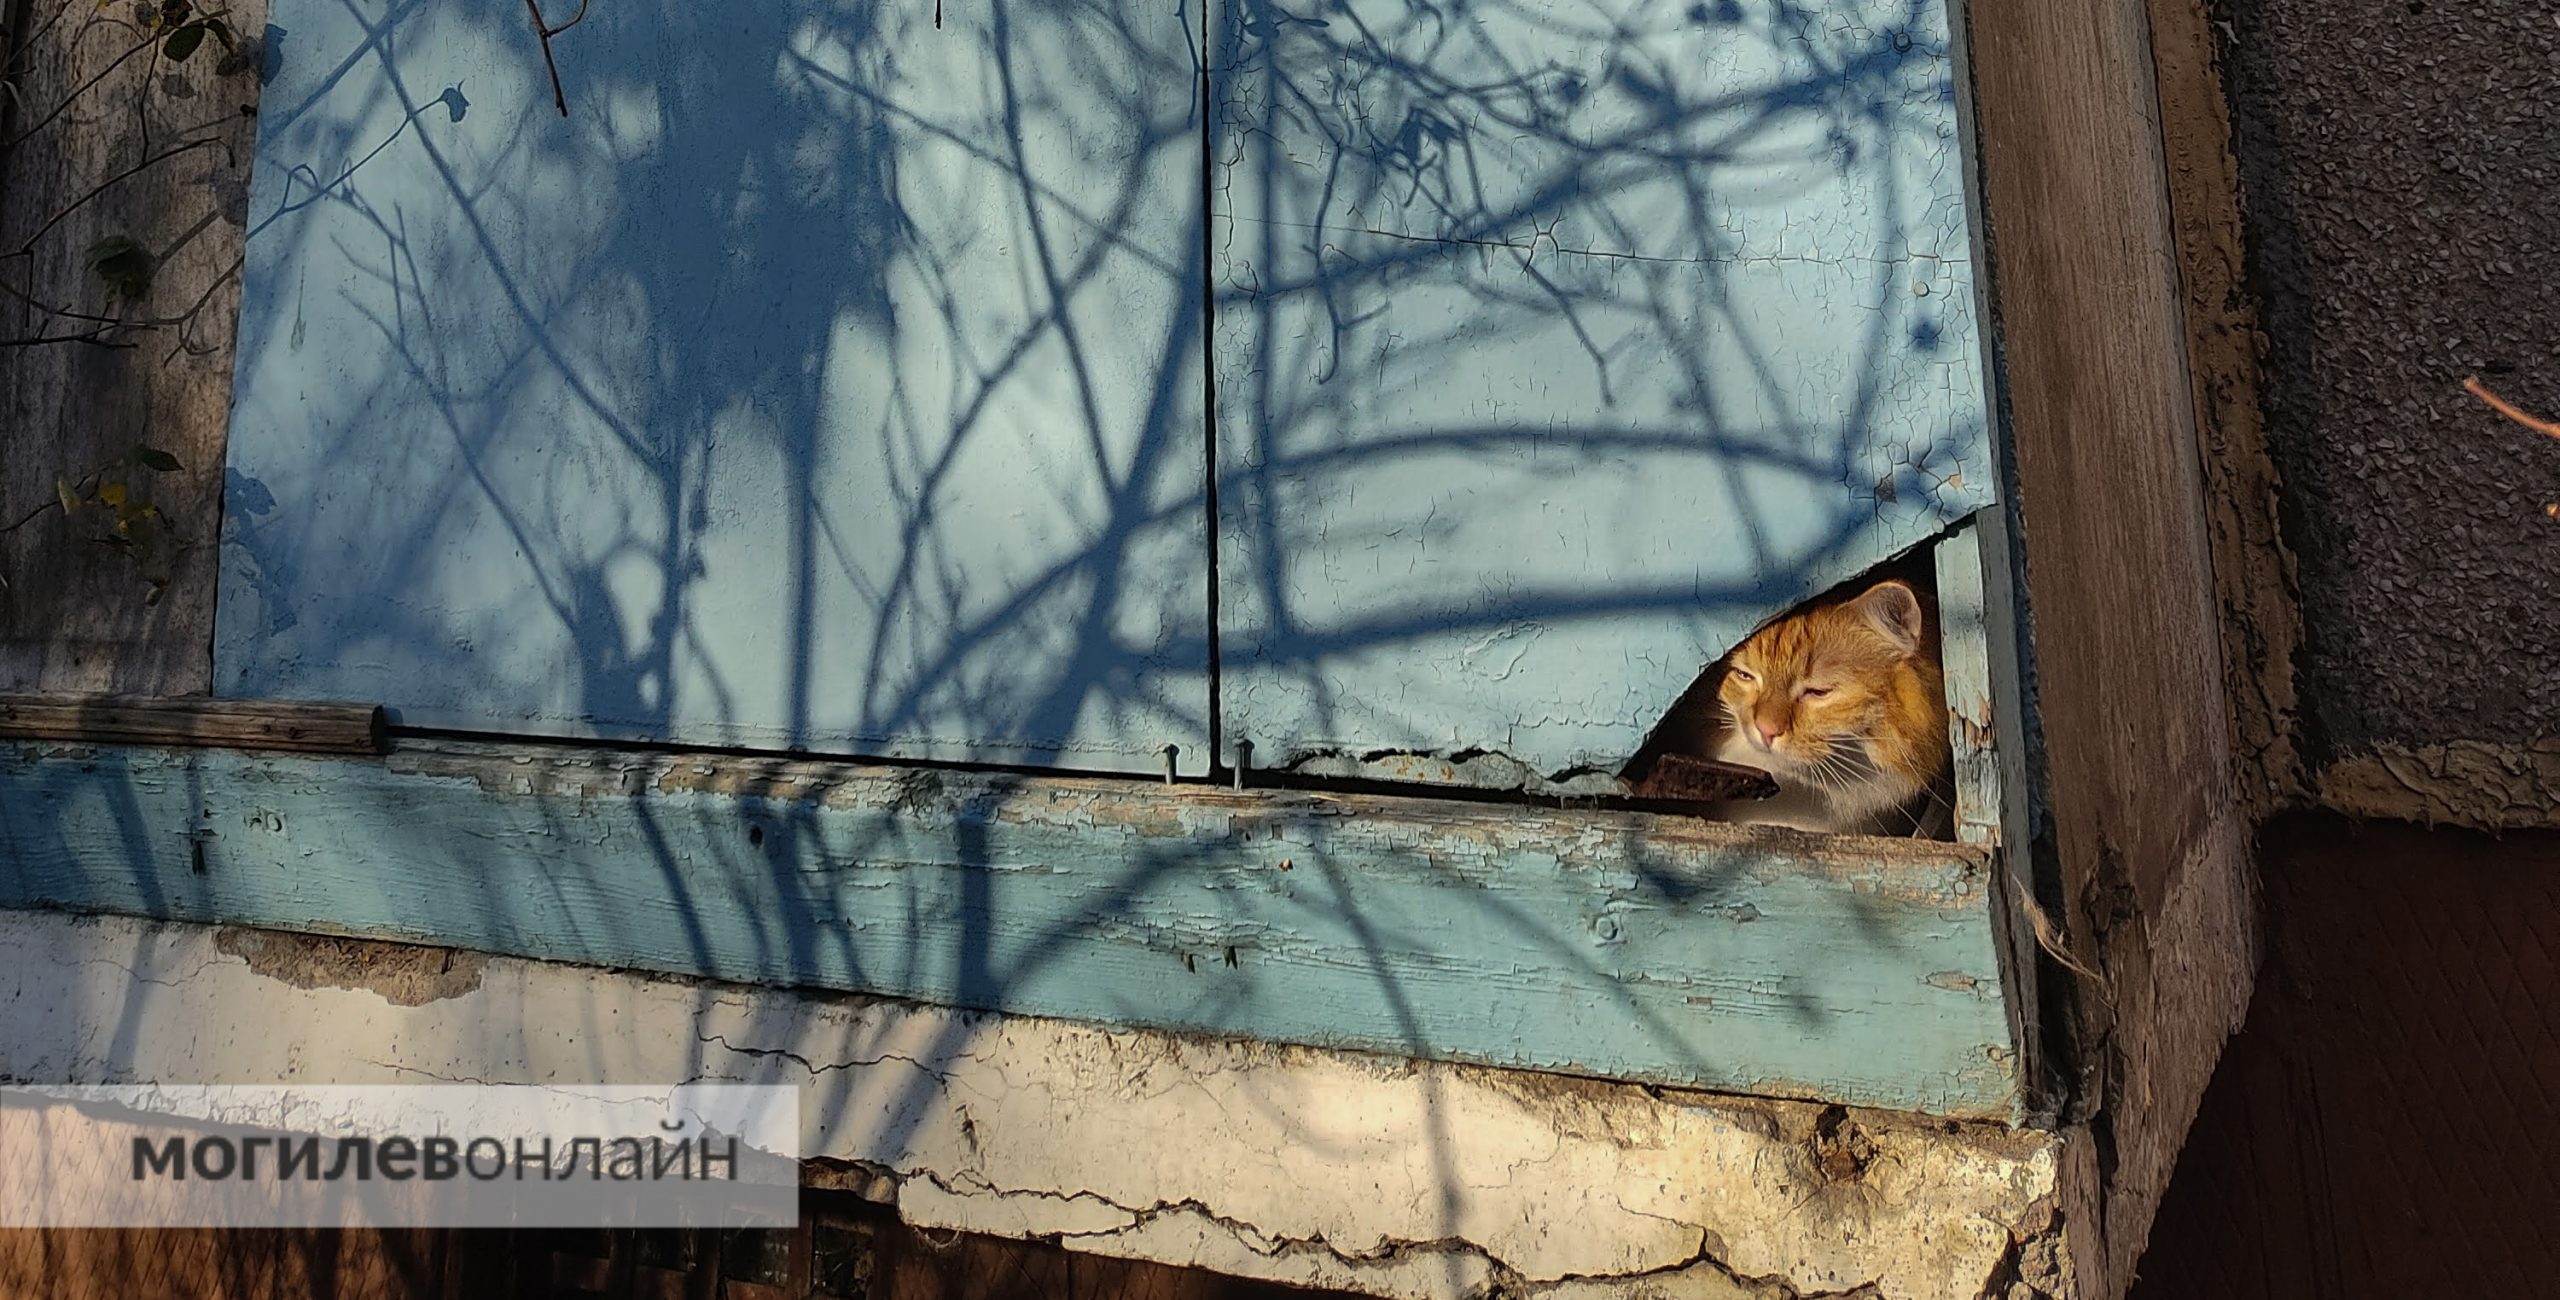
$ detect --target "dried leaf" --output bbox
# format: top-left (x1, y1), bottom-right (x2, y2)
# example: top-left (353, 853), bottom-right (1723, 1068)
top-left (97, 481), bottom-right (128, 509)
top-left (84, 236), bottom-right (155, 301)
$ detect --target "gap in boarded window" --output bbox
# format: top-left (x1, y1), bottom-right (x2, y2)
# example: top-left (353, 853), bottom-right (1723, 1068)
top-left (1622, 547), bottom-right (1952, 840)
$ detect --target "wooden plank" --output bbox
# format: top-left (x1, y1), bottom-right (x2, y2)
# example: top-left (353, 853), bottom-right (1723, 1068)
top-left (1931, 518), bottom-right (2005, 849)
top-left (0, 737), bottom-right (2020, 1118)
top-left (1932, 512), bottom-right (2049, 1119)
top-left (1209, 0), bottom-right (1998, 783)
top-left (0, 0), bottom-right (268, 692)
top-left (2137, 814), bottom-right (2560, 1300)
top-left (215, 0), bottom-right (1211, 774)
top-left (0, 694), bottom-right (385, 753)
top-left (1962, 0), bottom-right (2263, 1285)
top-left (0, 1194), bottom-right (1345, 1300)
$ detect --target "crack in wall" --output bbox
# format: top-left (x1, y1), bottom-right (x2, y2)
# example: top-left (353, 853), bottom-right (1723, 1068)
top-left (694, 1030), bottom-right (979, 1082)
top-left (18, 912), bottom-right (2068, 1299)
top-left (706, 1029), bottom-right (2057, 1299)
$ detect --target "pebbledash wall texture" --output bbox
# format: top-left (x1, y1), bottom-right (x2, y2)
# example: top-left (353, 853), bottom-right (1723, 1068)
top-left (2219, 0), bottom-right (2560, 778)
top-left (2131, 4), bottom-right (2560, 1293)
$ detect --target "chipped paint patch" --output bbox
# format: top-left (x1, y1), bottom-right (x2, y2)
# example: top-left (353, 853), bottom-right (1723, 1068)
top-left (213, 927), bottom-right (486, 1006)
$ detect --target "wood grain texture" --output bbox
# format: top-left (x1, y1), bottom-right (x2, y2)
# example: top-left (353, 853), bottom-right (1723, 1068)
top-left (2137, 815), bottom-right (2560, 1300)
top-left (0, 0), bottom-right (267, 693)
top-left (1933, 520), bottom-right (2004, 850)
top-left (1933, 514), bottom-right (2050, 1122)
top-left (1963, 0), bottom-right (2262, 1288)
top-left (0, 736), bottom-right (2020, 1118)
top-left (0, 1190), bottom-right (1340, 1300)
top-left (0, 694), bottom-right (384, 752)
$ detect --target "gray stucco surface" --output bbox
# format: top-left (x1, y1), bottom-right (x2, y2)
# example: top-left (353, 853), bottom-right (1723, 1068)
top-left (2222, 0), bottom-right (2560, 755)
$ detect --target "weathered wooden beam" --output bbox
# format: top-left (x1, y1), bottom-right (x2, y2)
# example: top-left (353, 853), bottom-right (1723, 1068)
top-left (1963, 0), bottom-right (2264, 1284)
top-left (1932, 516), bottom-right (2050, 1119)
top-left (0, 695), bottom-right (386, 755)
top-left (0, 0), bottom-right (264, 694)
top-left (0, 737), bottom-right (2020, 1118)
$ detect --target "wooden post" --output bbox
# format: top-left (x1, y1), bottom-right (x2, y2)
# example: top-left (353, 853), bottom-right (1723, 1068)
top-left (1960, 0), bottom-right (2264, 1289)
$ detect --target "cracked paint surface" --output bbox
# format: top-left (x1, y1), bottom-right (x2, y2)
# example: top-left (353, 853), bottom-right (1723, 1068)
top-left (0, 910), bottom-right (2060, 1299)
top-left (218, 0), bottom-right (1216, 774)
top-left (0, 738), bottom-right (2020, 1115)
top-left (1210, 0), bottom-right (1996, 778)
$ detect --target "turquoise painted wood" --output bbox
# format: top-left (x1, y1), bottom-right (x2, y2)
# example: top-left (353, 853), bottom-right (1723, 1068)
top-left (0, 740), bottom-right (2018, 1117)
top-left (1210, 0), bottom-right (1996, 777)
top-left (217, 0), bottom-right (1211, 772)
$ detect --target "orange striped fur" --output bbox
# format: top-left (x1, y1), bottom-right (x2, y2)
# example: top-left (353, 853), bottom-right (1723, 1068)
top-left (1707, 580), bottom-right (1952, 837)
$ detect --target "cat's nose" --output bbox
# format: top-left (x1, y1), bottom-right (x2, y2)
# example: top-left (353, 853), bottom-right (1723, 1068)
top-left (1753, 719), bottom-right (1788, 747)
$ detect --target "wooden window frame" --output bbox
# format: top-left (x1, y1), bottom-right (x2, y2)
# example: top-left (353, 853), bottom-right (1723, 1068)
top-left (0, 0), bottom-right (2269, 1287)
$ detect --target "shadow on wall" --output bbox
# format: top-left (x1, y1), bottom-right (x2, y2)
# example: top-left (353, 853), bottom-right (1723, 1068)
top-left (26, 0), bottom-right (1991, 1286)
top-left (213, 0), bottom-right (1990, 779)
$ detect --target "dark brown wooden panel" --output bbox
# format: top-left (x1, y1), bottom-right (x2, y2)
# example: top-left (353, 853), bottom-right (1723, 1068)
top-left (0, 1192), bottom-right (1344, 1300)
top-left (0, 694), bottom-right (385, 754)
top-left (2137, 814), bottom-right (2560, 1300)
top-left (0, 0), bottom-right (265, 693)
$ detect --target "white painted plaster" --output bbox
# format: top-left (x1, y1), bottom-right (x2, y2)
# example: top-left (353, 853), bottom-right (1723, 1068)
top-left (0, 910), bottom-right (2060, 1298)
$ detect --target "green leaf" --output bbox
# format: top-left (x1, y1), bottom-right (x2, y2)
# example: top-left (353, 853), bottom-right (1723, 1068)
top-left (201, 16), bottom-right (233, 48)
top-left (163, 23), bottom-right (206, 61)
top-left (132, 446), bottom-right (182, 472)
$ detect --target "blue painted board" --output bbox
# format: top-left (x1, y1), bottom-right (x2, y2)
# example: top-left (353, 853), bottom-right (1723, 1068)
top-left (0, 740), bottom-right (2017, 1117)
top-left (1210, 0), bottom-right (1995, 777)
top-left (219, 0), bottom-right (1211, 771)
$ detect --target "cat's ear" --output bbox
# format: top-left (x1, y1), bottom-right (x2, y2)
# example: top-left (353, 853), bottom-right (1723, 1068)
top-left (1849, 580), bottom-right (1925, 655)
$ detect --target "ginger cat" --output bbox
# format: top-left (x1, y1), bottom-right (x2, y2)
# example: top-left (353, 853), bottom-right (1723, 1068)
top-left (1707, 580), bottom-right (1952, 838)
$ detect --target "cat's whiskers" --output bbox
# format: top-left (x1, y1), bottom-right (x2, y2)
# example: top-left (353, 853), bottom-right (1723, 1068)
top-left (1688, 578), bottom-right (1950, 835)
top-left (1793, 747), bottom-right (1868, 794)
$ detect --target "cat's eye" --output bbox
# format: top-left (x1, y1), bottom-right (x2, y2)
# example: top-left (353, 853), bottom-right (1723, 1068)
top-left (1729, 667), bottom-right (1758, 685)
top-left (1799, 686), bottom-right (1833, 699)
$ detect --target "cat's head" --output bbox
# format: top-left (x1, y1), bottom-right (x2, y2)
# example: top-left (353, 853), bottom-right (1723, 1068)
top-left (1714, 580), bottom-right (1934, 786)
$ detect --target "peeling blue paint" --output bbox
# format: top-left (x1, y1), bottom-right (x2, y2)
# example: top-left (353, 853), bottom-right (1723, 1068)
top-left (1210, 0), bottom-right (1997, 775)
top-left (219, 0), bottom-right (1212, 772)
top-left (216, 0), bottom-right (1997, 788)
top-left (0, 741), bottom-right (2017, 1117)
